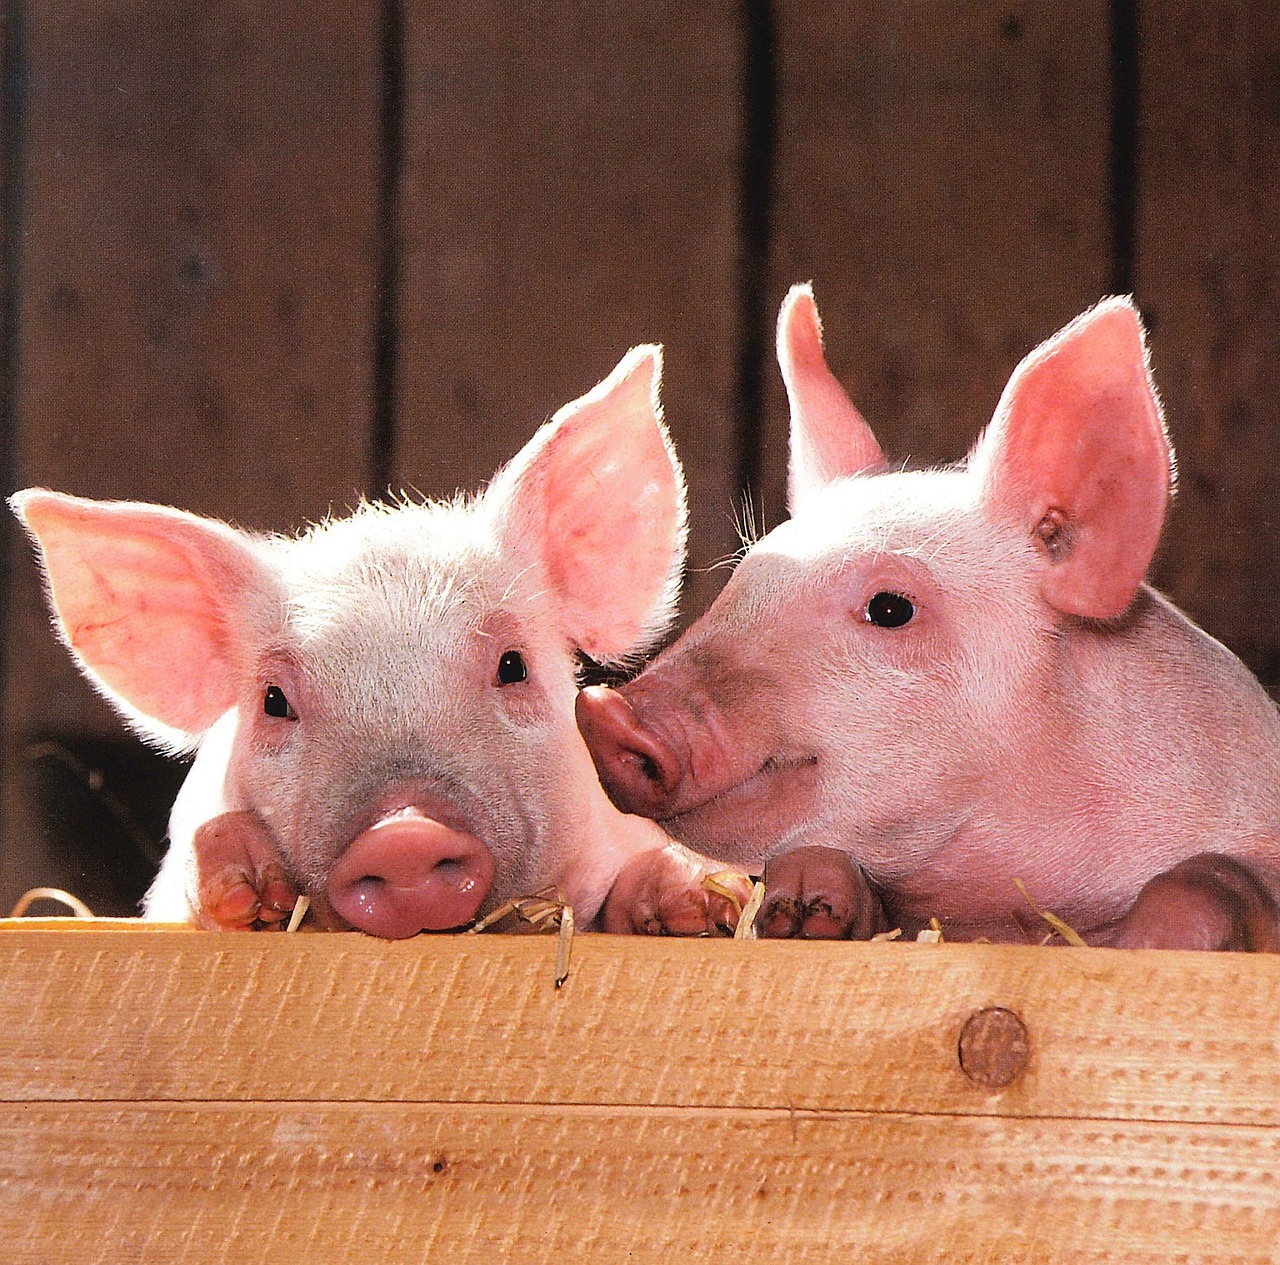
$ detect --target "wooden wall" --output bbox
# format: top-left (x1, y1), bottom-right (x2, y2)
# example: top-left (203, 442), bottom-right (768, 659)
top-left (1, 1), bottom-right (1277, 914)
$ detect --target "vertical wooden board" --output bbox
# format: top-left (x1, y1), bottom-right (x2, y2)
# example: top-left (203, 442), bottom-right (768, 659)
top-left (0, 1), bottom-right (18, 401)
top-left (2, 1), bottom-right (381, 909)
top-left (395, 0), bottom-right (744, 620)
top-left (762, 1), bottom-right (1115, 526)
top-left (1134, 2), bottom-right (1280, 691)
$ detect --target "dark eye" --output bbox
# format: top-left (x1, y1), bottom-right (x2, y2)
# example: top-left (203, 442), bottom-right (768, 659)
top-left (497, 649), bottom-right (528, 685)
top-left (263, 685), bottom-right (297, 720)
top-left (865, 591), bottom-right (915, 629)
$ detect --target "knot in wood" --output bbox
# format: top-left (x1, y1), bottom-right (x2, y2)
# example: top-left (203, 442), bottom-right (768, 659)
top-left (958, 1007), bottom-right (1031, 1088)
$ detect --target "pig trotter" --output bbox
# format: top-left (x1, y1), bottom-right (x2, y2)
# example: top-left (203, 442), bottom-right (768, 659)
top-left (1113, 852), bottom-right (1280, 952)
top-left (602, 843), bottom-right (753, 936)
top-left (192, 810), bottom-right (299, 931)
top-left (758, 846), bottom-right (889, 939)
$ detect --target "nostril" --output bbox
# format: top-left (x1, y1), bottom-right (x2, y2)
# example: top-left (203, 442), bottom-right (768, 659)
top-left (327, 816), bottom-right (495, 938)
top-left (424, 857), bottom-right (483, 895)
top-left (576, 683), bottom-right (692, 818)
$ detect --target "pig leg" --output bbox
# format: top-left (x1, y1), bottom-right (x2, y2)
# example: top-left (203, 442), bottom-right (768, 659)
top-left (1112, 853), bottom-right (1280, 952)
top-left (758, 846), bottom-right (890, 939)
top-left (192, 811), bottom-right (300, 931)
top-left (602, 843), bottom-right (754, 936)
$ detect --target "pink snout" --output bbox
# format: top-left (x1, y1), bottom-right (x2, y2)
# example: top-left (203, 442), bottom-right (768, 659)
top-left (575, 684), bottom-right (684, 818)
top-left (326, 812), bottom-right (496, 938)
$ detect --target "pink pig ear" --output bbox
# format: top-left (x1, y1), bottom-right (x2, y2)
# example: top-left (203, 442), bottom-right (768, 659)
top-left (10, 489), bottom-right (272, 749)
top-left (490, 345), bottom-right (686, 660)
top-left (778, 283), bottom-right (886, 513)
top-left (971, 298), bottom-right (1172, 619)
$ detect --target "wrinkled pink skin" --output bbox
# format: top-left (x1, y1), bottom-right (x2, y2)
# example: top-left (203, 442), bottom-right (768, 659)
top-left (14, 347), bottom-right (750, 938)
top-left (578, 287), bottom-right (1280, 950)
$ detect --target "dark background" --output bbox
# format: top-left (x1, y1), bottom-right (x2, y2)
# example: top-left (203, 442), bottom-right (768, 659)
top-left (2, 1), bottom-right (1277, 914)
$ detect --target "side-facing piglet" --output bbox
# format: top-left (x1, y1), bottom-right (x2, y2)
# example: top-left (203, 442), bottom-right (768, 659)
top-left (577, 286), bottom-right (1280, 950)
top-left (14, 347), bottom-right (748, 937)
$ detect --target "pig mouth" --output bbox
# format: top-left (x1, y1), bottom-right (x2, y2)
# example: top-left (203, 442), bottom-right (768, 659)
top-left (659, 752), bottom-right (819, 840)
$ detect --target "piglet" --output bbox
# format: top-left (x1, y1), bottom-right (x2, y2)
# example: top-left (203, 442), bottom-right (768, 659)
top-left (577, 286), bottom-right (1280, 950)
top-left (13, 347), bottom-right (749, 937)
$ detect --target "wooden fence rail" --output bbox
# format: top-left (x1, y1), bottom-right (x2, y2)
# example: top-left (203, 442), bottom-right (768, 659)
top-left (3, 929), bottom-right (1279, 1263)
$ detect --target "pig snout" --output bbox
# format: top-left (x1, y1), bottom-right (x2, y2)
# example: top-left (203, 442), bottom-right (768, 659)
top-left (575, 684), bottom-right (684, 818)
top-left (326, 811), bottom-right (496, 938)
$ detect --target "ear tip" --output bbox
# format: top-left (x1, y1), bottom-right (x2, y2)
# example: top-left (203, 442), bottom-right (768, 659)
top-left (610, 344), bottom-right (664, 404)
top-left (551, 344), bottom-right (665, 434)
top-left (1086, 294), bottom-right (1147, 343)
top-left (781, 280), bottom-right (817, 309)
top-left (622, 341), bottom-right (662, 374)
top-left (779, 280), bottom-right (819, 325)
top-left (9, 487), bottom-right (65, 531)
top-left (777, 281), bottom-right (824, 366)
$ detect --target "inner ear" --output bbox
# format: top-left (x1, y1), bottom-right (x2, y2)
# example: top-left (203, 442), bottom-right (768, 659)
top-left (488, 345), bottom-right (686, 661)
top-left (1034, 507), bottom-right (1073, 561)
top-left (972, 298), bottom-right (1171, 620)
top-left (12, 489), bottom-right (271, 745)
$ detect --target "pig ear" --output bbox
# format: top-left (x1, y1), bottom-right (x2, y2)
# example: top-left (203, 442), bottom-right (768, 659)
top-left (489, 346), bottom-right (686, 660)
top-left (10, 489), bottom-right (273, 750)
top-left (778, 283), bottom-right (886, 513)
top-left (971, 297), bottom-right (1172, 619)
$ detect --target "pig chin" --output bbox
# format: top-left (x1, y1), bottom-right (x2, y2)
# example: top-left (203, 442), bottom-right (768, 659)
top-left (659, 755), bottom-right (821, 860)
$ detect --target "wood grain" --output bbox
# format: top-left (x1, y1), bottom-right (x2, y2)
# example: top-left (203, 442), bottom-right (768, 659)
top-left (5, 1103), bottom-right (1278, 1263)
top-left (761, 0), bottom-right (1114, 527)
top-left (393, 0), bottom-right (744, 618)
top-left (1, 932), bottom-right (1277, 1126)
top-left (1134, 0), bottom-right (1280, 690)
top-left (1, 930), bottom-right (1278, 1262)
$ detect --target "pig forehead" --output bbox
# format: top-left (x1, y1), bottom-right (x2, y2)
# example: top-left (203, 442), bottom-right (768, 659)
top-left (286, 498), bottom-right (500, 574)
top-left (757, 469), bottom-right (981, 564)
top-left (285, 563), bottom-right (530, 649)
top-left (275, 512), bottom-right (537, 648)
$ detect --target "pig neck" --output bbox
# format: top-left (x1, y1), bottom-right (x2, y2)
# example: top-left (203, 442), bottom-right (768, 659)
top-left (893, 585), bottom-right (1280, 939)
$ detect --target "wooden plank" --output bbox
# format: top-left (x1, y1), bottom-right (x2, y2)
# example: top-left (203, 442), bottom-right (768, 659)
top-left (394, 0), bottom-right (744, 619)
top-left (1133, 1), bottom-right (1280, 692)
top-left (4, 1103), bottom-right (1278, 1263)
top-left (2, 933), bottom-right (1278, 1127)
top-left (761, 0), bottom-right (1114, 526)
top-left (2, 1), bottom-right (381, 908)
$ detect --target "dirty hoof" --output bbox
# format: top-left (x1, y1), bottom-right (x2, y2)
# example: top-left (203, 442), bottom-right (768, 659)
top-left (1112, 852), bottom-right (1280, 952)
top-left (759, 846), bottom-right (887, 940)
top-left (602, 844), bottom-right (753, 936)
top-left (193, 810), bottom-right (299, 931)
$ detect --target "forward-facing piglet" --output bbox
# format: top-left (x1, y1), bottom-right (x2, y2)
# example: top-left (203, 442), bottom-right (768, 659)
top-left (14, 347), bottom-right (748, 936)
top-left (577, 286), bottom-right (1280, 950)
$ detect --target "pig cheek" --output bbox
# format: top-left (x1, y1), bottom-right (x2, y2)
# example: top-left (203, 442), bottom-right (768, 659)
top-left (808, 631), bottom-right (957, 809)
top-left (466, 668), bottom-right (571, 900)
top-left (228, 716), bottom-right (323, 885)
top-left (497, 737), bottom-right (572, 898)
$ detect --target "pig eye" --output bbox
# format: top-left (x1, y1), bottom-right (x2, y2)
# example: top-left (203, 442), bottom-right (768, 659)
top-left (263, 685), bottom-right (298, 720)
top-left (497, 650), bottom-right (528, 686)
top-left (865, 591), bottom-right (915, 629)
